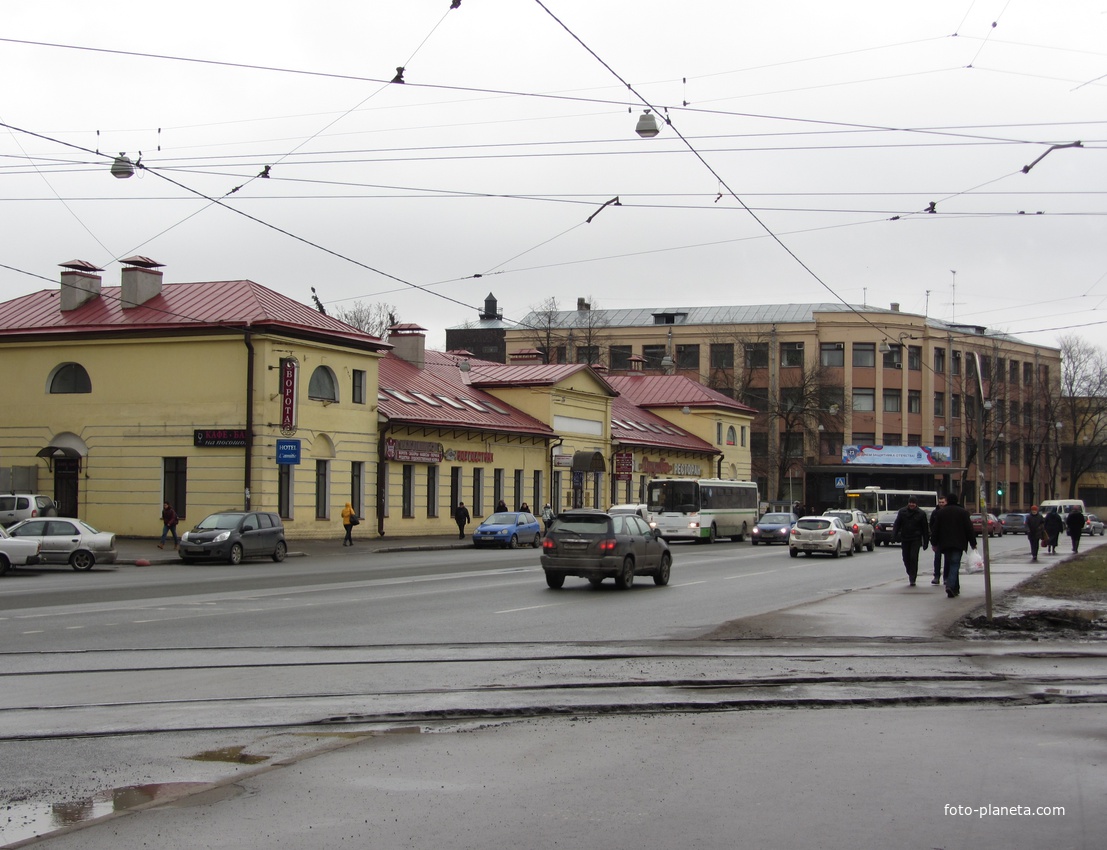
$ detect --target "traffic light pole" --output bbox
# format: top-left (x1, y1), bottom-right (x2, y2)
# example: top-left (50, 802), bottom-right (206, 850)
top-left (973, 353), bottom-right (993, 621)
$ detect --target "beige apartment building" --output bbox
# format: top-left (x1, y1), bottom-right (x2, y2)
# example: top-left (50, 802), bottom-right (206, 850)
top-left (493, 300), bottom-right (1063, 514)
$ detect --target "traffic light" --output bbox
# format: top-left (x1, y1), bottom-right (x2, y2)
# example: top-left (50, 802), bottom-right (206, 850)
top-left (996, 483), bottom-right (1004, 497)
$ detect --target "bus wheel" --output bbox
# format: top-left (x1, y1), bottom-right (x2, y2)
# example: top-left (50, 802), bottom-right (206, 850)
top-left (731, 524), bottom-right (747, 542)
top-left (707, 525), bottom-right (717, 544)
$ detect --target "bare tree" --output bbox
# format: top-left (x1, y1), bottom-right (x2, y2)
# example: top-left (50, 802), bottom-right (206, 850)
top-left (333, 301), bottom-right (399, 338)
top-left (769, 362), bottom-right (847, 500)
top-left (523, 297), bottom-right (566, 363)
top-left (569, 296), bottom-right (609, 366)
top-left (1055, 334), bottom-right (1107, 498)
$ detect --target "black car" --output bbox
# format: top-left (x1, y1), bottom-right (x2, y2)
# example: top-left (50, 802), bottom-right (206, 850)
top-left (540, 509), bottom-right (671, 589)
top-left (179, 511), bottom-right (287, 565)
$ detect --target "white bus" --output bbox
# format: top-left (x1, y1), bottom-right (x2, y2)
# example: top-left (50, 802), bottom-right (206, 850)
top-left (645, 478), bottom-right (760, 543)
top-left (844, 487), bottom-right (939, 546)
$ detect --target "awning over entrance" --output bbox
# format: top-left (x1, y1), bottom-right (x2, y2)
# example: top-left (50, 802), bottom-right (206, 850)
top-left (570, 450), bottom-right (606, 472)
top-left (36, 445), bottom-right (84, 471)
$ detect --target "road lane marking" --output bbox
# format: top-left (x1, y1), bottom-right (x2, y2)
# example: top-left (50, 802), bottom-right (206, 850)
top-left (495, 602), bottom-right (568, 613)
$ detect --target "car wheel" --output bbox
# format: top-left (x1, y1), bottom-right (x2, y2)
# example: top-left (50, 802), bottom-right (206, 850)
top-left (614, 555), bottom-right (635, 589)
top-left (653, 552), bottom-right (671, 586)
top-left (854, 537), bottom-right (861, 553)
top-left (847, 540), bottom-right (854, 557)
top-left (272, 540), bottom-right (287, 563)
top-left (545, 571), bottom-right (565, 589)
top-left (181, 558), bottom-right (195, 565)
top-left (751, 539), bottom-right (758, 546)
top-left (508, 534), bottom-right (519, 550)
top-left (832, 542), bottom-right (841, 558)
top-left (228, 543), bottom-right (244, 566)
top-left (531, 533), bottom-right (542, 548)
top-left (866, 538), bottom-right (875, 552)
top-left (69, 550), bottom-right (96, 571)
top-left (789, 547), bottom-right (798, 558)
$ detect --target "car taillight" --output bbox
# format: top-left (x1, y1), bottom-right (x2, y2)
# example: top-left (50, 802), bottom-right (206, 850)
top-left (790, 527), bottom-right (799, 536)
top-left (542, 538), bottom-right (555, 551)
top-left (851, 524), bottom-right (859, 533)
top-left (599, 538), bottom-right (617, 553)
top-left (824, 529), bottom-right (834, 538)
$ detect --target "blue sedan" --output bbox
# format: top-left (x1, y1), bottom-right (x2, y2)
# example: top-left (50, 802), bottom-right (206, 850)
top-left (751, 512), bottom-right (798, 545)
top-left (473, 511), bottom-right (543, 549)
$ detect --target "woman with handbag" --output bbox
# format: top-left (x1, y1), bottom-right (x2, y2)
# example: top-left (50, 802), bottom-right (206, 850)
top-left (341, 501), bottom-right (358, 546)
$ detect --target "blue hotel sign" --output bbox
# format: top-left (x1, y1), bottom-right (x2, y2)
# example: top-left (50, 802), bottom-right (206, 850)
top-left (276, 439), bottom-right (302, 465)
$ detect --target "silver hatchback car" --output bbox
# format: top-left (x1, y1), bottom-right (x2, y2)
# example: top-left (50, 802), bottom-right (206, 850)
top-left (788, 515), bottom-right (855, 558)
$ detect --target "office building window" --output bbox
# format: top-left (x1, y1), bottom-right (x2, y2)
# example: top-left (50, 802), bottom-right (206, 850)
top-left (884, 389), bottom-right (902, 412)
top-left (315, 460), bottom-right (330, 519)
top-left (908, 390), bottom-right (921, 413)
top-left (710, 343), bottom-right (734, 369)
top-left (426, 465), bottom-right (438, 518)
top-left (952, 351), bottom-right (962, 376)
top-left (676, 344), bottom-right (700, 369)
top-left (609, 345), bottom-right (632, 370)
top-left (934, 347), bottom-right (946, 373)
top-left (853, 343), bottom-right (875, 368)
top-left (780, 341), bottom-right (804, 368)
top-left (951, 394), bottom-right (961, 419)
top-left (402, 464), bottom-right (415, 518)
top-left (908, 346), bottom-right (921, 371)
top-left (642, 345), bottom-right (666, 369)
top-left (820, 342), bottom-right (845, 367)
top-left (882, 345), bottom-right (902, 369)
top-left (744, 342), bottom-right (769, 368)
top-left (853, 388), bottom-right (875, 411)
top-left (934, 392), bottom-right (945, 417)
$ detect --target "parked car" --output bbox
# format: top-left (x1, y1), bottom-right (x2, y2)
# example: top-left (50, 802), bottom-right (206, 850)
top-left (1002, 513), bottom-right (1029, 535)
top-left (1083, 514), bottom-right (1105, 536)
top-left (179, 511), bottom-right (287, 565)
top-left (0, 493), bottom-right (58, 529)
top-left (608, 503), bottom-right (656, 528)
top-left (788, 515), bottom-right (855, 558)
top-left (0, 525), bottom-right (42, 575)
top-left (541, 508), bottom-right (671, 589)
top-left (970, 513), bottom-right (1002, 538)
top-left (750, 512), bottom-right (798, 545)
top-left (4, 517), bottom-right (117, 570)
top-left (823, 509), bottom-right (875, 552)
top-left (473, 511), bottom-right (543, 549)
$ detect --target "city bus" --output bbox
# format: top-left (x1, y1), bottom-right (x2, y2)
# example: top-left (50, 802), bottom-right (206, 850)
top-left (844, 487), bottom-right (940, 546)
top-left (645, 478), bottom-right (760, 543)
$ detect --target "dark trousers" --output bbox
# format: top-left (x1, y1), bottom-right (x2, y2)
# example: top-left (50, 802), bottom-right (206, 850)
top-left (933, 545), bottom-right (944, 580)
top-left (900, 538), bottom-right (922, 582)
top-left (1070, 531), bottom-right (1081, 552)
top-left (1029, 534), bottom-right (1040, 559)
top-left (343, 523), bottom-right (353, 544)
top-left (456, 520), bottom-right (466, 539)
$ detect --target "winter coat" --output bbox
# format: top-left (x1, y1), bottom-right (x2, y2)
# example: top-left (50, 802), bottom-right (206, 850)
top-left (892, 506), bottom-right (930, 546)
top-left (1025, 511), bottom-right (1046, 540)
top-left (1044, 511), bottom-right (1065, 538)
top-left (930, 503), bottom-right (977, 552)
top-left (454, 504), bottom-right (471, 525)
top-left (1066, 510), bottom-right (1086, 538)
top-left (161, 506), bottom-right (178, 527)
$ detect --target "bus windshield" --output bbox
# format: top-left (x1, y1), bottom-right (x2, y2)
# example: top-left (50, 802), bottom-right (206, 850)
top-left (845, 488), bottom-right (938, 518)
top-left (647, 480), bottom-right (698, 514)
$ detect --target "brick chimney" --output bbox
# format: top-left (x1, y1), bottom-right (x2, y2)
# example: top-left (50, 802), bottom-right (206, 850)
top-left (59, 259), bottom-right (103, 311)
top-left (388, 323), bottom-right (427, 368)
top-left (120, 256), bottom-right (164, 308)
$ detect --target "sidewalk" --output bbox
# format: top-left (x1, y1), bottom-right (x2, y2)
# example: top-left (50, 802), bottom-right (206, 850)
top-left (115, 532), bottom-right (472, 565)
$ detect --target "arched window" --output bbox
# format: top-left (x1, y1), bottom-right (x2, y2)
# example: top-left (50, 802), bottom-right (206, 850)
top-left (49, 363), bottom-right (92, 394)
top-left (308, 366), bottom-right (338, 402)
top-left (726, 426), bottom-right (737, 446)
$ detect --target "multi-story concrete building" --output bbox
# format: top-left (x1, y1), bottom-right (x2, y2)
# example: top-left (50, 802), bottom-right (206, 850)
top-left (495, 300), bottom-right (1063, 514)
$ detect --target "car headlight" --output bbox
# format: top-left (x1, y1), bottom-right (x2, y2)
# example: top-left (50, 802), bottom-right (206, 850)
top-left (213, 531), bottom-right (231, 543)
top-left (497, 528), bottom-right (508, 535)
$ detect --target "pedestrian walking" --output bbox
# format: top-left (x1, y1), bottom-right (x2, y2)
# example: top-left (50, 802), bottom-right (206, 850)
top-left (929, 496), bottom-right (947, 583)
top-left (892, 496), bottom-right (930, 586)
top-left (541, 503), bottom-right (555, 533)
top-left (1025, 505), bottom-right (1045, 562)
top-left (929, 493), bottom-right (977, 598)
top-left (158, 501), bottom-right (180, 549)
top-left (1065, 506), bottom-right (1086, 553)
top-left (454, 501), bottom-right (471, 539)
top-left (518, 501), bottom-right (530, 513)
top-left (495, 499), bottom-right (508, 513)
top-left (341, 501), bottom-right (358, 546)
top-left (1044, 508), bottom-right (1064, 554)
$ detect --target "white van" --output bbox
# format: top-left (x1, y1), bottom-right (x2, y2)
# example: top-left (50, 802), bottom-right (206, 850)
top-left (1038, 498), bottom-right (1085, 517)
top-left (609, 503), bottom-right (656, 529)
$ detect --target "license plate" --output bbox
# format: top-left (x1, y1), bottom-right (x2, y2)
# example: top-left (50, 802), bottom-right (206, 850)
top-left (183, 547), bottom-right (203, 555)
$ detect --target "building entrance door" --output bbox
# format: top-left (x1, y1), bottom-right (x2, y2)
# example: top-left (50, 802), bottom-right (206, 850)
top-left (53, 458), bottom-right (80, 517)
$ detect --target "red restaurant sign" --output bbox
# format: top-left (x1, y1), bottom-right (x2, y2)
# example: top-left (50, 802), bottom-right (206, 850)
top-left (280, 358), bottom-right (298, 436)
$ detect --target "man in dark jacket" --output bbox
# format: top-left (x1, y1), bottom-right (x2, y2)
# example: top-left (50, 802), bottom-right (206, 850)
top-left (1025, 505), bottom-right (1045, 561)
top-left (454, 501), bottom-right (471, 540)
top-left (1065, 506), bottom-right (1087, 553)
top-left (892, 496), bottom-right (930, 586)
top-left (928, 495), bottom-right (947, 584)
top-left (929, 492), bottom-right (977, 598)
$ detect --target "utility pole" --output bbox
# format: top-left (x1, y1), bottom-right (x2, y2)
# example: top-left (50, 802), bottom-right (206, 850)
top-left (972, 351), bottom-right (993, 621)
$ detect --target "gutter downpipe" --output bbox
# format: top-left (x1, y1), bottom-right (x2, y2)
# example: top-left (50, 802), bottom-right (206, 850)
top-left (378, 424), bottom-right (390, 537)
top-left (244, 329), bottom-right (254, 510)
top-left (549, 436), bottom-right (563, 510)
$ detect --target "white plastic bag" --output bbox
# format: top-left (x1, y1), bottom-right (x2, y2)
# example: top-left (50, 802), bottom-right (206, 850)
top-left (965, 548), bottom-right (985, 573)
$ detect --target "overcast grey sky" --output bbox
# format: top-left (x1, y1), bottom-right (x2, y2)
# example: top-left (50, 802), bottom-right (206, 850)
top-left (2, 1), bottom-right (1104, 351)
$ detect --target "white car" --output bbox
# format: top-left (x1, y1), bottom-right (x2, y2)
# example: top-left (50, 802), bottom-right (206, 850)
top-left (788, 515), bottom-right (855, 558)
top-left (608, 503), bottom-right (655, 528)
top-left (0, 525), bottom-right (42, 575)
top-left (5, 517), bottom-right (118, 570)
top-left (822, 509), bottom-right (875, 552)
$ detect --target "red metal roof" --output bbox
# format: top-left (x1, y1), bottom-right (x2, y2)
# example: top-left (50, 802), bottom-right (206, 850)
top-left (0, 281), bottom-right (390, 350)
top-left (378, 353), bottom-right (554, 437)
top-left (606, 374), bottom-right (757, 413)
top-left (611, 395), bottom-right (718, 454)
top-left (465, 362), bottom-right (617, 394)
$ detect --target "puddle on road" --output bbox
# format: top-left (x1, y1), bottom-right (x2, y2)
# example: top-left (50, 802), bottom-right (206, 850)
top-left (1, 781), bottom-right (231, 846)
top-left (186, 745), bottom-right (269, 765)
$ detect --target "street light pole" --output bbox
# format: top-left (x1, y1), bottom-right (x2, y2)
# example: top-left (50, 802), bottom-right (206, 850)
top-left (972, 353), bottom-right (993, 621)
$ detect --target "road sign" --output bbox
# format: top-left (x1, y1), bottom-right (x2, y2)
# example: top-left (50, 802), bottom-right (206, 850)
top-left (276, 439), bottom-right (301, 465)
top-left (835, 476), bottom-right (846, 489)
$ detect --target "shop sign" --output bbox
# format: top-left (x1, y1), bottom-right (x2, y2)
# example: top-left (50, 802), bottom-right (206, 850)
top-left (638, 457), bottom-right (703, 477)
top-left (385, 438), bottom-right (443, 463)
top-left (444, 448), bottom-right (494, 463)
top-left (614, 451), bottom-right (634, 481)
top-left (194, 429), bottom-right (247, 448)
top-left (553, 454), bottom-right (572, 467)
top-left (280, 357), bottom-right (298, 436)
top-left (276, 439), bottom-right (302, 464)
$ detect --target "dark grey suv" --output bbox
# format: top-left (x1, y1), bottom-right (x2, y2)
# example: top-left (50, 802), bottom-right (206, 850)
top-left (540, 509), bottom-right (672, 589)
top-left (179, 511), bottom-right (287, 565)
